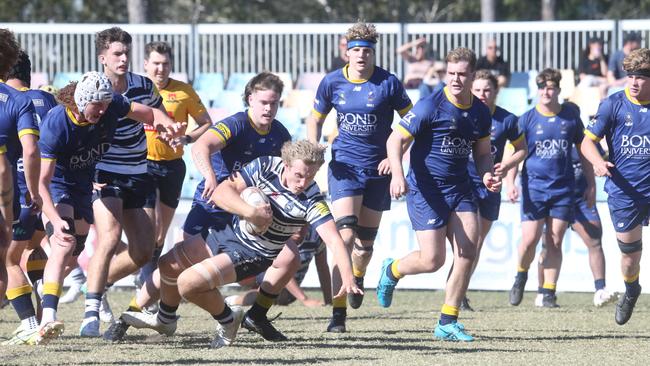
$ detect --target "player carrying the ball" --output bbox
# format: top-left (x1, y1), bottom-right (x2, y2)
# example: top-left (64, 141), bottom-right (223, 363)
top-left (122, 140), bottom-right (361, 348)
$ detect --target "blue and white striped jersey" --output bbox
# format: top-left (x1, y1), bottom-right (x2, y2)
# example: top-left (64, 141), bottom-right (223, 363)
top-left (235, 156), bottom-right (333, 259)
top-left (96, 72), bottom-right (162, 174)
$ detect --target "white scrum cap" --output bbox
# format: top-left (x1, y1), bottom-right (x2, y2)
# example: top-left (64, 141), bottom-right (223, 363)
top-left (73, 71), bottom-right (113, 113)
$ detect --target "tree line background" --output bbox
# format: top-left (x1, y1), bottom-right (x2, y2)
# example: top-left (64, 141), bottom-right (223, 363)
top-left (2, 0), bottom-right (650, 24)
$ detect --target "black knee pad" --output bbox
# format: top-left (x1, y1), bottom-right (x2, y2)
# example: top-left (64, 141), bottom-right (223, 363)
top-left (73, 234), bottom-right (88, 257)
top-left (335, 215), bottom-right (358, 231)
top-left (356, 226), bottom-right (378, 241)
top-left (618, 239), bottom-right (642, 254)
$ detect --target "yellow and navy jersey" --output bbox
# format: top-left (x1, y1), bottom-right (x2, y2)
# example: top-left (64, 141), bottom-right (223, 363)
top-left (313, 65), bottom-right (412, 169)
top-left (468, 105), bottom-right (521, 187)
top-left (0, 82), bottom-right (39, 163)
top-left (193, 111), bottom-right (291, 213)
top-left (520, 103), bottom-right (584, 195)
top-left (397, 86), bottom-right (491, 193)
top-left (586, 88), bottom-right (650, 200)
top-left (145, 78), bottom-right (207, 161)
top-left (96, 72), bottom-right (162, 175)
top-left (236, 156), bottom-right (333, 260)
top-left (39, 94), bottom-right (132, 185)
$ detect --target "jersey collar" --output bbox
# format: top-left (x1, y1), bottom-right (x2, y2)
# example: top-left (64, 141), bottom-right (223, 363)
top-left (625, 87), bottom-right (650, 105)
top-left (343, 64), bottom-right (373, 84)
top-left (66, 108), bottom-right (91, 127)
top-left (443, 86), bottom-right (472, 110)
top-left (535, 104), bottom-right (559, 117)
top-left (247, 109), bottom-right (271, 136)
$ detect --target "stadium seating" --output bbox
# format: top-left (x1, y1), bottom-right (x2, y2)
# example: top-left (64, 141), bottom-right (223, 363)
top-left (283, 89), bottom-right (316, 119)
top-left (30, 72), bottom-right (49, 89)
top-left (53, 72), bottom-right (83, 89)
top-left (212, 90), bottom-right (245, 113)
top-left (296, 72), bottom-right (325, 90)
top-left (276, 107), bottom-right (305, 139)
top-left (192, 72), bottom-right (225, 105)
top-left (496, 87), bottom-right (529, 116)
top-left (207, 107), bottom-right (230, 123)
top-left (273, 72), bottom-right (294, 100)
top-left (226, 72), bottom-right (256, 91)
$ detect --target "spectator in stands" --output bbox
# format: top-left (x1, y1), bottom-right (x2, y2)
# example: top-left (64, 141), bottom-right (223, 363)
top-left (476, 39), bottom-right (510, 88)
top-left (578, 37), bottom-right (609, 100)
top-left (398, 37), bottom-right (434, 88)
top-left (329, 36), bottom-right (348, 72)
top-left (608, 32), bottom-right (641, 89)
top-left (418, 60), bottom-right (446, 100)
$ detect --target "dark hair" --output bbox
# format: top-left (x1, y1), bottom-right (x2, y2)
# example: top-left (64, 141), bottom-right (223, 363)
top-left (145, 41), bottom-right (173, 60)
top-left (536, 68), bottom-right (562, 88)
top-left (7, 50), bottom-right (31, 85)
top-left (624, 32), bottom-right (642, 45)
top-left (242, 72), bottom-right (284, 106)
top-left (0, 28), bottom-right (20, 78)
top-left (583, 37), bottom-right (604, 59)
top-left (95, 27), bottom-right (132, 55)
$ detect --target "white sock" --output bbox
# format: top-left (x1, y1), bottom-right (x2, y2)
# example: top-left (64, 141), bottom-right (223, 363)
top-left (21, 316), bottom-right (38, 330)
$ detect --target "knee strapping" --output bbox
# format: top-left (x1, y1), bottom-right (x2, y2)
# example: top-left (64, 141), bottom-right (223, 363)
top-left (353, 243), bottom-right (374, 257)
top-left (171, 245), bottom-right (193, 270)
top-left (335, 215), bottom-right (358, 231)
top-left (189, 262), bottom-right (216, 289)
top-left (618, 239), bottom-right (642, 254)
top-left (160, 274), bottom-right (177, 286)
top-left (356, 226), bottom-right (378, 241)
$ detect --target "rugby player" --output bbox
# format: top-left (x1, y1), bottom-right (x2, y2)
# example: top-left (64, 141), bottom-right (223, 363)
top-left (507, 69), bottom-right (593, 308)
top-left (461, 69), bottom-right (526, 310)
top-left (106, 72), bottom-right (295, 342)
top-left (122, 141), bottom-right (361, 348)
top-left (306, 21), bottom-right (412, 333)
top-left (581, 48), bottom-right (650, 324)
top-left (80, 27), bottom-right (170, 337)
top-left (377, 47), bottom-right (499, 342)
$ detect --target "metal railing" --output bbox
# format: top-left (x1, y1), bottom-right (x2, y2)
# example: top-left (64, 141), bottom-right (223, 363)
top-left (4, 20), bottom-right (649, 83)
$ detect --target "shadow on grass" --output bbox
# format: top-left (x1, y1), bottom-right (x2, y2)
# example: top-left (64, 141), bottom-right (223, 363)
top-left (80, 357), bottom-right (375, 365)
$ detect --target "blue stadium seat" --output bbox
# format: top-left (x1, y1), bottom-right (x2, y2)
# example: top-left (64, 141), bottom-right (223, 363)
top-left (226, 73), bottom-right (256, 92)
top-left (193, 73), bottom-right (225, 105)
top-left (212, 90), bottom-right (245, 114)
top-left (52, 72), bottom-right (83, 89)
top-left (180, 148), bottom-right (201, 199)
top-left (509, 72), bottom-right (529, 91)
top-left (496, 87), bottom-right (528, 116)
top-left (275, 107), bottom-right (305, 139)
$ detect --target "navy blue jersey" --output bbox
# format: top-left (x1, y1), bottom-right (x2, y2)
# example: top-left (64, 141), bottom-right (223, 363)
top-left (520, 104), bottom-right (584, 196)
top-left (192, 110), bottom-right (291, 215)
top-left (468, 105), bottom-right (521, 187)
top-left (96, 72), bottom-right (162, 175)
top-left (237, 156), bottom-right (333, 259)
top-left (0, 83), bottom-right (39, 164)
top-left (585, 88), bottom-right (650, 200)
top-left (397, 87), bottom-right (491, 193)
top-left (39, 94), bottom-right (132, 185)
top-left (22, 88), bottom-right (57, 121)
top-left (313, 65), bottom-right (412, 169)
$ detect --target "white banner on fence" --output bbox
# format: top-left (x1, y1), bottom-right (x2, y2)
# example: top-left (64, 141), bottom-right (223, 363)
top-left (95, 199), bottom-right (649, 294)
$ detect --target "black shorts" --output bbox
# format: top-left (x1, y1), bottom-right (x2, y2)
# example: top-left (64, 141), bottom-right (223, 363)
top-left (147, 159), bottom-right (186, 209)
top-left (92, 170), bottom-right (156, 210)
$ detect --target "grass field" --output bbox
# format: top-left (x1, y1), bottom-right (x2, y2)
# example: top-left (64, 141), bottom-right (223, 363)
top-left (1, 288), bottom-right (648, 365)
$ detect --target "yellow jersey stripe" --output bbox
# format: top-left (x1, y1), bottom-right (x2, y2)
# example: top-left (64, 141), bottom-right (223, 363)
top-left (584, 129), bottom-right (601, 142)
top-left (18, 128), bottom-right (40, 138)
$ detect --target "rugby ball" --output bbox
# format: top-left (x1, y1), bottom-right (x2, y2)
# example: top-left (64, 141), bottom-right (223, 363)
top-left (240, 186), bottom-right (271, 235)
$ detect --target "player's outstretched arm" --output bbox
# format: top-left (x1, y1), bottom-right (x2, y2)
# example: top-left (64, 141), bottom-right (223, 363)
top-left (316, 220), bottom-right (362, 298)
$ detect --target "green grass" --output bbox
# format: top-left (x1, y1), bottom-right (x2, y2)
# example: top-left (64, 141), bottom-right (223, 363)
top-left (1, 289), bottom-right (648, 365)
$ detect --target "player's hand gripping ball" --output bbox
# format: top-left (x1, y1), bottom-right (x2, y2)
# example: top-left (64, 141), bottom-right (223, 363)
top-left (240, 186), bottom-right (271, 235)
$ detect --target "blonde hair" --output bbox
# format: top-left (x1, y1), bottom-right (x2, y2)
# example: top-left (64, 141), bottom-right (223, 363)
top-left (446, 47), bottom-right (477, 71)
top-left (345, 21), bottom-right (378, 44)
top-left (623, 48), bottom-right (650, 73)
top-left (281, 140), bottom-right (325, 167)
top-left (56, 82), bottom-right (79, 114)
